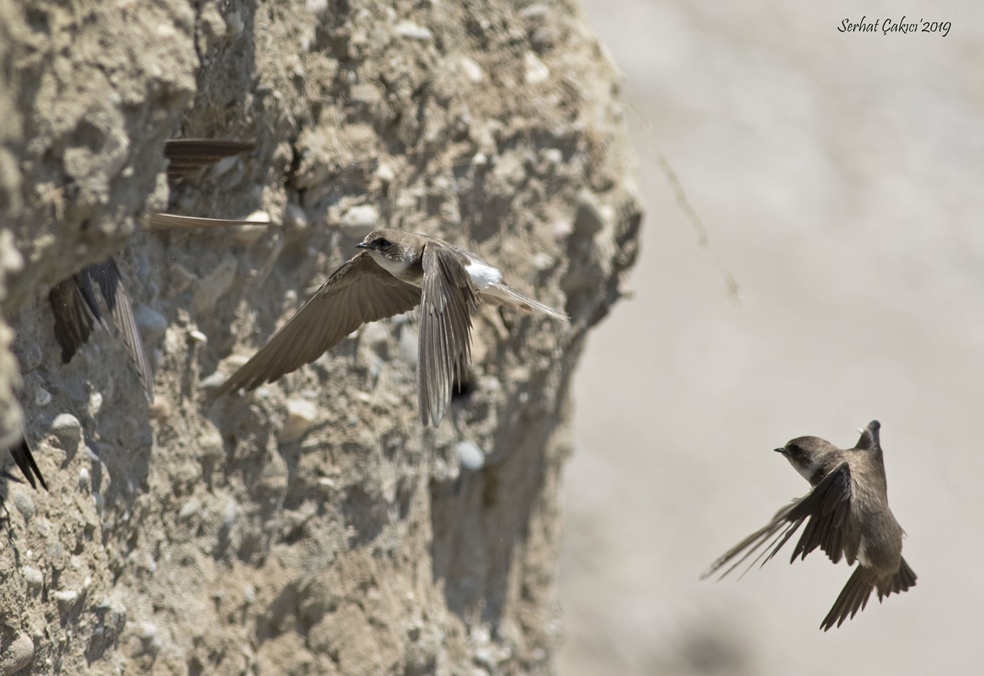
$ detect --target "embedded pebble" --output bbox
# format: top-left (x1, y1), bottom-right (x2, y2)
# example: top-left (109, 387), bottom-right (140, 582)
top-left (198, 424), bottom-right (224, 458)
top-left (235, 211), bottom-right (272, 245)
top-left (338, 205), bottom-right (379, 239)
top-left (532, 253), bottom-right (554, 270)
top-left (552, 220), bottom-right (573, 241)
top-left (178, 498), bottom-right (201, 521)
top-left (375, 164), bottom-right (395, 184)
top-left (524, 52), bottom-right (550, 84)
top-left (199, 371), bottom-right (229, 390)
top-left (34, 387), bottom-right (52, 407)
top-left (78, 467), bottom-right (90, 490)
top-left (147, 398), bottom-right (171, 421)
top-left (306, 0), bottom-right (328, 17)
top-left (134, 305), bottom-right (168, 340)
top-left (13, 492), bottom-right (35, 520)
top-left (88, 391), bottom-right (103, 417)
top-left (284, 203), bottom-right (308, 232)
top-left (399, 325), bottom-right (419, 366)
top-left (136, 623), bottom-right (162, 655)
top-left (519, 3), bottom-right (549, 19)
top-left (456, 441), bottom-right (485, 471)
top-left (53, 590), bottom-right (80, 605)
top-left (361, 321), bottom-right (390, 349)
top-left (0, 633), bottom-right (35, 675)
top-left (192, 257), bottom-right (237, 313)
top-left (22, 566), bottom-right (43, 587)
top-left (282, 400), bottom-right (318, 442)
top-left (188, 330), bottom-right (207, 344)
top-left (50, 413), bottom-right (82, 446)
top-left (223, 499), bottom-right (239, 528)
top-left (395, 21), bottom-right (432, 41)
top-left (137, 623), bottom-right (157, 642)
top-left (460, 56), bottom-right (483, 83)
top-left (574, 189), bottom-right (611, 236)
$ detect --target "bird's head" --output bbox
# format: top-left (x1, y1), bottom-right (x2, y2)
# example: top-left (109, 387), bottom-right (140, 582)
top-left (357, 230), bottom-right (414, 264)
top-left (775, 435), bottom-right (840, 486)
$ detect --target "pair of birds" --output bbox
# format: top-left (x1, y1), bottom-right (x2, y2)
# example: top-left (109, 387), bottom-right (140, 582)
top-left (209, 227), bottom-right (916, 631)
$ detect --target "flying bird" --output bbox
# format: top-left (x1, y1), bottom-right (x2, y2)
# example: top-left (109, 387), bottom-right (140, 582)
top-left (211, 229), bottom-right (568, 425)
top-left (701, 421), bottom-right (916, 631)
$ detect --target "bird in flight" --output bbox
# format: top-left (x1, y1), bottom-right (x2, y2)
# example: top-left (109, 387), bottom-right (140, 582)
top-left (212, 229), bottom-right (568, 425)
top-left (701, 420), bottom-right (916, 630)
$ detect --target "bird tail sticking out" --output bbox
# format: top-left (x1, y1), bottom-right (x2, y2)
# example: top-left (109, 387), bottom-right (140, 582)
top-left (821, 557), bottom-right (916, 631)
top-left (488, 283), bottom-right (568, 322)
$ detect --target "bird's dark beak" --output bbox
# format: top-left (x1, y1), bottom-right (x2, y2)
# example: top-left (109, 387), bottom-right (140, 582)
top-left (774, 447), bottom-right (786, 454)
top-left (355, 242), bottom-right (370, 250)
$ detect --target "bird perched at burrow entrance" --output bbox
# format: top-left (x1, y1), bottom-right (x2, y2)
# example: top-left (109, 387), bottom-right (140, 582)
top-left (48, 138), bottom-right (265, 403)
top-left (211, 229), bottom-right (568, 425)
top-left (701, 420), bottom-right (916, 631)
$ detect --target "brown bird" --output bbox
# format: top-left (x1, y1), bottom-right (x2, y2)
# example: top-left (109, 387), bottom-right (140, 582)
top-left (701, 421), bottom-right (916, 630)
top-left (212, 229), bottom-right (567, 425)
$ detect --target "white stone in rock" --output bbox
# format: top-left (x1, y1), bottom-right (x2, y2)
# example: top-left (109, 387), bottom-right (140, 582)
top-left (338, 205), bottom-right (379, 239)
top-left (50, 413), bottom-right (82, 446)
top-left (283, 400), bottom-right (318, 442)
top-left (456, 441), bottom-right (485, 470)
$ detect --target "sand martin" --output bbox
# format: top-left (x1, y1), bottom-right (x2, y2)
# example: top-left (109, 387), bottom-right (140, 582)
top-left (701, 421), bottom-right (916, 630)
top-left (212, 229), bottom-right (568, 425)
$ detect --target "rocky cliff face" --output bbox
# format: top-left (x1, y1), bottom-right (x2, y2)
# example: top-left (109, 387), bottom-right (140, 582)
top-left (0, 0), bottom-right (640, 673)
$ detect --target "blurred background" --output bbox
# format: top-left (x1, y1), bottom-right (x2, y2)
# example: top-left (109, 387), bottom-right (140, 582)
top-left (561, 1), bottom-right (984, 674)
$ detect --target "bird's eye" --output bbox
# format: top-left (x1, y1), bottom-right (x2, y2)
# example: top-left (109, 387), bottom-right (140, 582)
top-left (375, 238), bottom-right (391, 248)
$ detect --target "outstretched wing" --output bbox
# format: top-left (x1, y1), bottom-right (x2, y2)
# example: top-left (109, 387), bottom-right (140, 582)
top-left (417, 243), bottom-right (478, 426)
top-left (164, 139), bottom-right (256, 179)
top-left (701, 462), bottom-right (854, 580)
top-left (213, 252), bottom-right (421, 397)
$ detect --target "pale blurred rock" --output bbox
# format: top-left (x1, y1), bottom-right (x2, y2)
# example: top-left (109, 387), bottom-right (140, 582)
top-left (0, 634), bottom-right (35, 676)
top-left (283, 399), bottom-right (318, 442)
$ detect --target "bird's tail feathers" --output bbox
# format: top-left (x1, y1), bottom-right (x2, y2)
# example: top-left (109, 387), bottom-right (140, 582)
top-left (489, 283), bottom-right (568, 322)
top-left (878, 557), bottom-right (917, 600)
